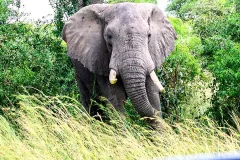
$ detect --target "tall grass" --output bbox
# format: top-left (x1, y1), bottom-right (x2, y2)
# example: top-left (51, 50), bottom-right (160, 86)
top-left (0, 93), bottom-right (239, 160)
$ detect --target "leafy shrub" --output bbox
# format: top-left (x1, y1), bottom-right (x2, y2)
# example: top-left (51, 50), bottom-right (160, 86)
top-left (167, 0), bottom-right (240, 126)
top-left (0, 0), bottom-right (11, 24)
top-left (158, 17), bottom-right (206, 121)
top-left (0, 23), bottom-right (78, 106)
top-left (203, 36), bottom-right (234, 57)
top-left (207, 45), bottom-right (240, 125)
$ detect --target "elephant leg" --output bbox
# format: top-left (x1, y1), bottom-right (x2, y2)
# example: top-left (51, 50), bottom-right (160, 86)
top-left (71, 58), bottom-right (98, 115)
top-left (146, 75), bottom-right (162, 117)
top-left (96, 75), bottom-right (127, 117)
top-left (75, 73), bottom-right (92, 111)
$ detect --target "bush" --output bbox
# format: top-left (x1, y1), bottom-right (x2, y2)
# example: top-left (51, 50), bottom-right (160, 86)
top-left (207, 45), bottom-right (240, 125)
top-left (158, 17), bottom-right (206, 121)
top-left (167, 0), bottom-right (240, 126)
top-left (0, 23), bottom-right (78, 106)
top-left (0, 0), bottom-right (11, 24)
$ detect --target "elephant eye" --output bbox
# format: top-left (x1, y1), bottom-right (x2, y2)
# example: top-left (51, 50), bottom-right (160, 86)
top-left (148, 33), bottom-right (151, 43)
top-left (148, 33), bottom-right (151, 38)
top-left (107, 35), bottom-right (112, 39)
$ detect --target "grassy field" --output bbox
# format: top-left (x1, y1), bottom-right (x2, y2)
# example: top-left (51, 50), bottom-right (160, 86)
top-left (0, 93), bottom-right (239, 160)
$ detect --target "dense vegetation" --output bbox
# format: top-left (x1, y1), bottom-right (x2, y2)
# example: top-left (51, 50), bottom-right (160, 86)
top-left (0, 23), bottom-right (79, 104)
top-left (0, 0), bottom-right (79, 107)
top-left (168, 0), bottom-right (240, 125)
top-left (0, 0), bottom-right (239, 159)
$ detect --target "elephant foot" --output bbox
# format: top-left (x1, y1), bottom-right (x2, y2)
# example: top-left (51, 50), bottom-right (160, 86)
top-left (146, 110), bottom-right (165, 132)
top-left (148, 118), bottom-right (165, 132)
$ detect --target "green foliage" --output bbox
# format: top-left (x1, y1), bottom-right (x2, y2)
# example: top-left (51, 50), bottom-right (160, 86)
top-left (158, 17), bottom-right (205, 121)
top-left (167, 0), bottom-right (231, 21)
top-left (168, 0), bottom-right (240, 126)
top-left (0, 23), bottom-right (78, 106)
top-left (49, 0), bottom-right (79, 36)
top-left (196, 2), bottom-right (240, 125)
top-left (167, 0), bottom-right (194, 19)
top-left (207, 45), bottom-right (240, 125)
top-left (0, 0), bottom-right (11, 24)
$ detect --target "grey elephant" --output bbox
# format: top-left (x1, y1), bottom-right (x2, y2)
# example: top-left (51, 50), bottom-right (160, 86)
top-left (62, 3), bottom-right (176, 124)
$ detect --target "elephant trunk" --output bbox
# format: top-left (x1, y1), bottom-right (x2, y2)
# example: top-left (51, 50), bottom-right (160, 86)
top-left (120, 62), bottom-right (155, 117)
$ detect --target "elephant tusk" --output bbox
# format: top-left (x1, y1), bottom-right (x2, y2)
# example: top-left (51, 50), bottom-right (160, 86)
top-left (150, 71), bottom-right (165, 93)
top-left (109, 69), bottom-right (118, 84)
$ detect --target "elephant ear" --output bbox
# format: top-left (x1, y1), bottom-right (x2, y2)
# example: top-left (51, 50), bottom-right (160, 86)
top-left (147, 5), bottom-right (177, 68)
top-left (62, 4), bottom-right (110, 76)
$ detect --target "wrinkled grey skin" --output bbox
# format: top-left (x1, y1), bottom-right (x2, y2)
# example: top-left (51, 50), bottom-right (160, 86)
top-left (63, 3), bottom-right (176, 118)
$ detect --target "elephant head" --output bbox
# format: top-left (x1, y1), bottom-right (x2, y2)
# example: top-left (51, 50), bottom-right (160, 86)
top-left (63, 3), bottom-right (176, 117)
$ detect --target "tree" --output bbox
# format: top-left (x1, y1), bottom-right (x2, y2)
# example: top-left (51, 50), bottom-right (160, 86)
top-left (167, 0), bottom-right (240, 126)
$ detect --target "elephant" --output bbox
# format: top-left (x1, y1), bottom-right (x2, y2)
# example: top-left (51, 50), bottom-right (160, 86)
top-left (62, 2), bottom-right (177, 125)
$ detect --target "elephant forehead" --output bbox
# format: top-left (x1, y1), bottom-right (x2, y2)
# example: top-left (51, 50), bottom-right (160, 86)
top-left (115, 3), bottom-right (142, 22)
top-left (116, 3), bottom-right (136, 14)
